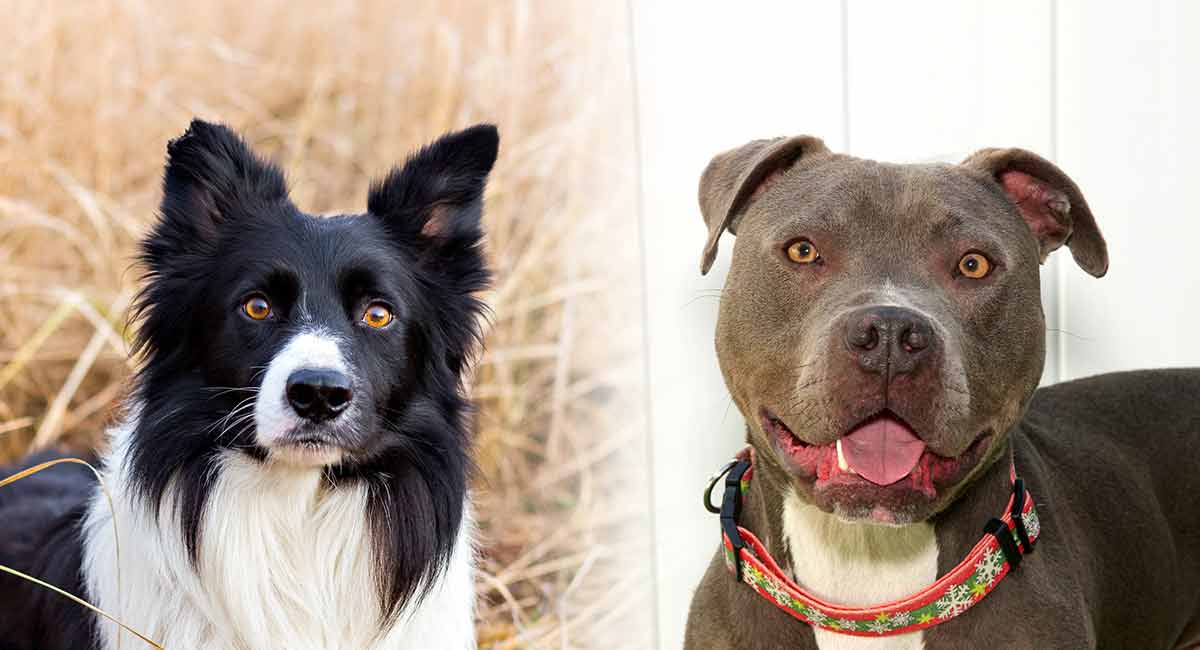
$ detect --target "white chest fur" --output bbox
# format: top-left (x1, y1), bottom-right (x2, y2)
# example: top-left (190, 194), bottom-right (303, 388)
top-left (781, 491), bottom-right (939, 650)
top-left (82, 423), bottom-right (476, 650)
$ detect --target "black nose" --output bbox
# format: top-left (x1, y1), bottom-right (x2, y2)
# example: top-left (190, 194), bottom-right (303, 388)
top-left (286, 369), bottom-right (353, 422)
top-left (844, 305), bottom-right (937, 376)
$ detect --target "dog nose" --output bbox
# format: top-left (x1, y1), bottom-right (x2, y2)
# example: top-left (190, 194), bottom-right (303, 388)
top-left (844, 306), bottom-right (936, 375)
top-left (285, 369), bottom-right (353, 422)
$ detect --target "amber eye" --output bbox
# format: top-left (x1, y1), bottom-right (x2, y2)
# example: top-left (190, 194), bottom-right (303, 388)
top-left (958, 253), bottom-right (992, 279)
top-left (786, 239), bottom-right (820, 264)
top-left (362, 302), bottom-right (394, 329)
top-left (242, 295), bottom-right (271, 320)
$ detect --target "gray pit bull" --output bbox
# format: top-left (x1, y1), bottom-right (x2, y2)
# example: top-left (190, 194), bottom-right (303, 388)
top-left (683, 136), bottom-right (1200, 649)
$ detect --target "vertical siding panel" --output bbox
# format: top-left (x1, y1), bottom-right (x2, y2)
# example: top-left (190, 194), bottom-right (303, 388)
top-left (844, 1), bottom-right (1054, 160)
top-left (630, 3), bottom-right (847, 646)
top-left (1055, 0), bottom-right (1200, 378)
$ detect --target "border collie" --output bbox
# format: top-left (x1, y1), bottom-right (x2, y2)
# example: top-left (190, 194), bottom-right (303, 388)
top-left (0, 119), bottom-right (498, 649)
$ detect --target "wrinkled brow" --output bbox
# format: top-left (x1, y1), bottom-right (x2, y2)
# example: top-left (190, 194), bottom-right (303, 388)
top-left (928, 212), bottom-right (967, 239)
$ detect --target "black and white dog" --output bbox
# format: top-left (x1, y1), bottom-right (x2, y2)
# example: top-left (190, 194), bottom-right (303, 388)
top-left (0, 119), bottom-right (498, 649)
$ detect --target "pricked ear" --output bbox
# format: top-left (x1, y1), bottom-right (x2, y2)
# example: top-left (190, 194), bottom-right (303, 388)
top-left (367, 124), bottom-right (500, 243)
top-left (962, 148), bottom-right (1108, 278)
top-left (159, 118), bottom-right (288, 247)
top-left (698, 135), bottom-right (830, 274)
top-left (133, 120), bottom-right (288, 362)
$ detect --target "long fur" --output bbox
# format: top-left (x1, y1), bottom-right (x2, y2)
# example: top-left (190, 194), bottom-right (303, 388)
top-left (82, 418), bottom-right (478, 649)
top-left (0, 119), bottom-right (498, 649)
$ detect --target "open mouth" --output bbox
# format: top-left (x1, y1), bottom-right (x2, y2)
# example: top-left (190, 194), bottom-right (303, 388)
top-left (762, 408), bottom-right (990, 499)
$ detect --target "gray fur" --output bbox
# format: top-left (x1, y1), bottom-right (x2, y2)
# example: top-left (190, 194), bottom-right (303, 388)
top-left (684, 136), bottom-right (1200, 649)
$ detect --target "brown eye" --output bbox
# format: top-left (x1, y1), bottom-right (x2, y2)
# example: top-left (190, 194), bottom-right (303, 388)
top-left (362, 302), bottom-right (394, 329)
top-left (958, 253), bottom-right (992, 279)
top-left (786, 239), bottom-right (820, 264)
top-left (242, 295), bottom-right (271, 320)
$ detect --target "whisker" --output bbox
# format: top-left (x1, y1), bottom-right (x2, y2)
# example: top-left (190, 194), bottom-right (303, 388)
top-left (201, 386), bottom-right (260, 400)
top-left (218, 413), bottom-right (258, 445)
top-left (204, 396), bottom-right (259, 435)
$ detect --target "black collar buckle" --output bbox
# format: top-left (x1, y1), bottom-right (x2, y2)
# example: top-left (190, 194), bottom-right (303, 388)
top-left (1009, 478), bottom-right (1035, 554)
top-left (984, 477), bottom-right (1036, 572)
top-left (705, 458), bottom-right (752, 580)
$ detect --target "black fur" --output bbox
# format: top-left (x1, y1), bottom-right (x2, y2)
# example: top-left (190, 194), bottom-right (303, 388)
top-left (0, 450), bottom-right (99, 649)
top-left (0, 119), bottom-right (498, 646)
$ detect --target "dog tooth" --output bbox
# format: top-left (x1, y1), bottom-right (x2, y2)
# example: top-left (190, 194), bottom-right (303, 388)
top-left (836, 439), bottom-right (849, 472)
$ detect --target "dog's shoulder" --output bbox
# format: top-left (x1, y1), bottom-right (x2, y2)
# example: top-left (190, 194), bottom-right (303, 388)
top-left (684, 547), bottom-right (822, 650)
top-left (1016, 368), bottom-right (1200, 642)
top-left (1027, 367), bottom-right (1200, 444)
top-left (1021, 368), bottom-right (1200, 489)
top-left (684, 550), bottom-right (739, 650)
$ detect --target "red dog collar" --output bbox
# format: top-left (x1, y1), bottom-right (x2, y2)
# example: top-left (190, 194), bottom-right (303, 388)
top-left (704, 447), bottom-right (1039, 636)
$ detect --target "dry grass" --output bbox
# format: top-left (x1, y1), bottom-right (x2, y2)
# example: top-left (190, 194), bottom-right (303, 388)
top-left (0, 1), bottom-right (650, 648)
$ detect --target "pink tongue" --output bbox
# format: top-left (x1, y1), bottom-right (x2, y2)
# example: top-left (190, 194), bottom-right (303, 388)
top-left (841, 417), bottom-right (926, 486)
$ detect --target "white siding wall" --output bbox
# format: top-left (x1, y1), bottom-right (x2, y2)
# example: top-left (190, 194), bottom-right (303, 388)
top-left (631, 1), bottom-right (1200, 647)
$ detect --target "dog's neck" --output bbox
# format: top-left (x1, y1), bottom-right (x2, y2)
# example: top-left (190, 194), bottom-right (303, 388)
top-left (742, 436), bottom-right (1016, 649)
top-left (738, 455), bottom-right (932, 649)
top-left (783, 501), bottom-right (937, 650)
top-left (82, 417), bottom-right (476, 650)
top-left (779, 497), bottom-right (938, 606)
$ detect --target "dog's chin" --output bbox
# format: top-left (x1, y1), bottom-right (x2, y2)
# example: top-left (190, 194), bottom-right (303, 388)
top-left (760, 409), bottom-right (994, 525)
top-left (255, 410), bottom-right (362, 468)
top-left (259, 423), bottom-right (356, 468)
top-left (267, 439), bottom-right (347, 468)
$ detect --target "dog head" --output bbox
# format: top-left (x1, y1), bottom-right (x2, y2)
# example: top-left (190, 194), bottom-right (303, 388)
top-left (700, 136), bottom-right (1105, 524)
top-left (128, 119), bottom-right (497, 612)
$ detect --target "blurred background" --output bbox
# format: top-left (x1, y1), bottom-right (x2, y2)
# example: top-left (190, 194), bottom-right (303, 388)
top-left (0, 1), bottom-right (650, 648)
top-left (632, 1), bottom-right (1200, 647)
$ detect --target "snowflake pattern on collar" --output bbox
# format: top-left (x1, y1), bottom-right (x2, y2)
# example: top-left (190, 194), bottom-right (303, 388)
top-left (719, 457), bottom-right (1041, 637)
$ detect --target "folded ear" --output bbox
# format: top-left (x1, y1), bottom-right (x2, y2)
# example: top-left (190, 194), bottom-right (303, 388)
top-left (961, 148), bottom-right (1108, 278)
top-left (159, 118), bottom-right (289, 249)
top-left (698, 135), bottom-right (829, 274)
top-left (367, 124), bottom-right (500, 245)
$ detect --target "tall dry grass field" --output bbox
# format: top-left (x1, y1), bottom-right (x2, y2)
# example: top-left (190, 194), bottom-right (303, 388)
top-left (0, 2), bottom-right (650, 647)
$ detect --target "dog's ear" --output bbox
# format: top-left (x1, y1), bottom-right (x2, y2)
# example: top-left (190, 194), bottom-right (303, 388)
top-left (961, 148), bottom-right (1107, 278)
top-left (698, 135), bottom-right (829, 274)
top-left (367, 124), bottom-right (499, 245)
top-left (159, 119), bottom-right (289, 248)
